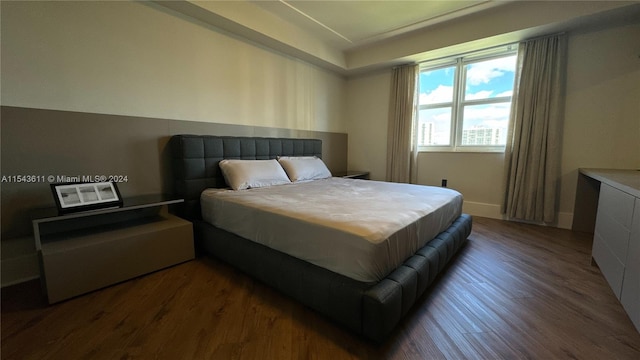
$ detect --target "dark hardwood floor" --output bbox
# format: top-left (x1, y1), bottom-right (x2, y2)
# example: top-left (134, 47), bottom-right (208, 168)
top-left (2, 217), bottom-right (640, 359)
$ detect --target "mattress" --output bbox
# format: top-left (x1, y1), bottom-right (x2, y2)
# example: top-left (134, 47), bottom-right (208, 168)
top-left (201, 177), bottom-right (463, 282)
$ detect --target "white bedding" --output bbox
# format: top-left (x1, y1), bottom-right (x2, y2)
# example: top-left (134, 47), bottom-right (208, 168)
top-left (201, 177), bottom-right (463, 282)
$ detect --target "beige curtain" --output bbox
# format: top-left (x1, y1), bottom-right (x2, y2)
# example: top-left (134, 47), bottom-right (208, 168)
top-left (386, 64), bottom-right (419, 183)
top-left (502, 34), bottom-right (567, 223)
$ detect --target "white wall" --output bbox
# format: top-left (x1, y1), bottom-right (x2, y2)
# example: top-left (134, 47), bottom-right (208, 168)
top-left (559, 23), bottom-right (640, 221)
top-left (0, 1), bottom-right (347, 133)
top-left (346, 70), bottom-right (391, 180)
top-left (346, 23), bottom-right (640, 228)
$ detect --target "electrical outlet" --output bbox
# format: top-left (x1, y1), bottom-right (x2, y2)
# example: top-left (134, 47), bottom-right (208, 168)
top-left (441, 179), bottom-right (448, 187)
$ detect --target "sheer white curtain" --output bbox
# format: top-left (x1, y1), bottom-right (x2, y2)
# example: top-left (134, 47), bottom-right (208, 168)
top-left (502, 34), bottom-right (567, 223)
top-left (386, 64), bottom-right (419, 183)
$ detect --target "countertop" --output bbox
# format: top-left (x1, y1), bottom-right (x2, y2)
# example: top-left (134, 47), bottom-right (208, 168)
top-left (580, 168), bottom-right (640, 198)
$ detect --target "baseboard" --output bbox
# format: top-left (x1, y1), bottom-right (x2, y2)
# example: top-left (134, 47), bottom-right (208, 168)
top-left (1, 237), bottom-right (40, 288)
top-left (462, 201), bottom-right (506, 221)
top-left (462, 202), bottom-right (574, 230)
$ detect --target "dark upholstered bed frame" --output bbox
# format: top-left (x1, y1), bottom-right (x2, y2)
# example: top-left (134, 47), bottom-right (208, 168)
top-left (170, 134), bottom-right (472, 342)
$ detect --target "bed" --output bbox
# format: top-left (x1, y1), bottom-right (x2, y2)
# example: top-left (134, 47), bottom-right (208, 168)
top-left (169, 134), bottom-right (472, 342)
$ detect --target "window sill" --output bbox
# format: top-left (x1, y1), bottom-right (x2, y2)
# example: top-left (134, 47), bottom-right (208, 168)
top-left (418, 148), bottom-right (505, 154)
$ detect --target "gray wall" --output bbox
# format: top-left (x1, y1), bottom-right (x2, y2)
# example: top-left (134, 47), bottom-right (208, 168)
top-left (0, 106), bottom-right (347, 286)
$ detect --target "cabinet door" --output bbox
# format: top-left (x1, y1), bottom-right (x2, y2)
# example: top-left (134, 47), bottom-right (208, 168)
top-left (592, 184), bottom-right (634, 297)
top-left (596, 184), bottom-right (635, 264)
top-left (621, 198), bottom-right (640, 331)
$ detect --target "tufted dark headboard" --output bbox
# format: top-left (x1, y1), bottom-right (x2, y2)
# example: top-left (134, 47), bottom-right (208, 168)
top-left (169, 135), bottom-right (322, 220)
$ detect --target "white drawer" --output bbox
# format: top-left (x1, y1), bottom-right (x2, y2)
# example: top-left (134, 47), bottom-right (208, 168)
top-left (593, 232), bottom-right (625, 298)
top-left (595, 210), bottom-right (632, 265)
top-left (598, 183), bottom-right (635, 230)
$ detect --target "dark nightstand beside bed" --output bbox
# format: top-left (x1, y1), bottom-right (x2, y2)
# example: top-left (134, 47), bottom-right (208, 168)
top-left (334, 171), bottom-right (370, 180)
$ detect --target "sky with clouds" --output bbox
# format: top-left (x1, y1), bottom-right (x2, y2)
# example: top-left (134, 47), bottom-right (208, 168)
top-left (418, 55), bottom-right (517, 146)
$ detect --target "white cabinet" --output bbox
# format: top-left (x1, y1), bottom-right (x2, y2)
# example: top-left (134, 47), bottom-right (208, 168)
top-left (621, 198), bottom-right (640, 331)
top-left (590, 178), bottom-right (640, 332)
top-left (592, 184), bottom-right (635, 298)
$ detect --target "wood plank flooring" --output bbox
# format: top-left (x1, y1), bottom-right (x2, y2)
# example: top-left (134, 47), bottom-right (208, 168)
top-left (2, 217), bottom-right (640, 359)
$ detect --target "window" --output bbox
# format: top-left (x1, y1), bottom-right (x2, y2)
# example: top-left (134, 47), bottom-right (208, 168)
top-left (417, 45), bottom-right (518, 152)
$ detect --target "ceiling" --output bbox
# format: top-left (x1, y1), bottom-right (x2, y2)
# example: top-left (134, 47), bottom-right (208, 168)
top-left (158, 1), bottom-right (640, 74)
top-left (249, 0), bottom-right (504, 51)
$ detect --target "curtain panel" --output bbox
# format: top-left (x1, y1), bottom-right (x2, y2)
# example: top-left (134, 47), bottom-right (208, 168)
top-left (386, 64), bottom-right (419, 183)
top-left (502, 34), bottom-right (567, 223)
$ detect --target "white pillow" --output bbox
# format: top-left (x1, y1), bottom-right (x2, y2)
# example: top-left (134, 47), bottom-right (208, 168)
top-left (277, 156), bottom-right (332, 182)
top-left (219, 159), bottom-right (291, 190)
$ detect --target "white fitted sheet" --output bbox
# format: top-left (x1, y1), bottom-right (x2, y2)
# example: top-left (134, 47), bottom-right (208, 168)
top-left (201, 177), bottom-right (463, 282)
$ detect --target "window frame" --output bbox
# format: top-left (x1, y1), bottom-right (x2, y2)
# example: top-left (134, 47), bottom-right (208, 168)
top-left (417, 45), bottom-right (518, 153)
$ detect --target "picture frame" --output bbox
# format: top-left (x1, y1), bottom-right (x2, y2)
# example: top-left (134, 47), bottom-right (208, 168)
top-left (50, 182), bottom-right (123, 214)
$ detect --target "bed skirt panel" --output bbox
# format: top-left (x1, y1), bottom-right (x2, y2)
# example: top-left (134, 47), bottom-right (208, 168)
top-left (361, 214), bottom-right (471, 340)
top-left (194, 221), bottom-right (369, 333)
top-left (194, 213), bottom-right (472, 342)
